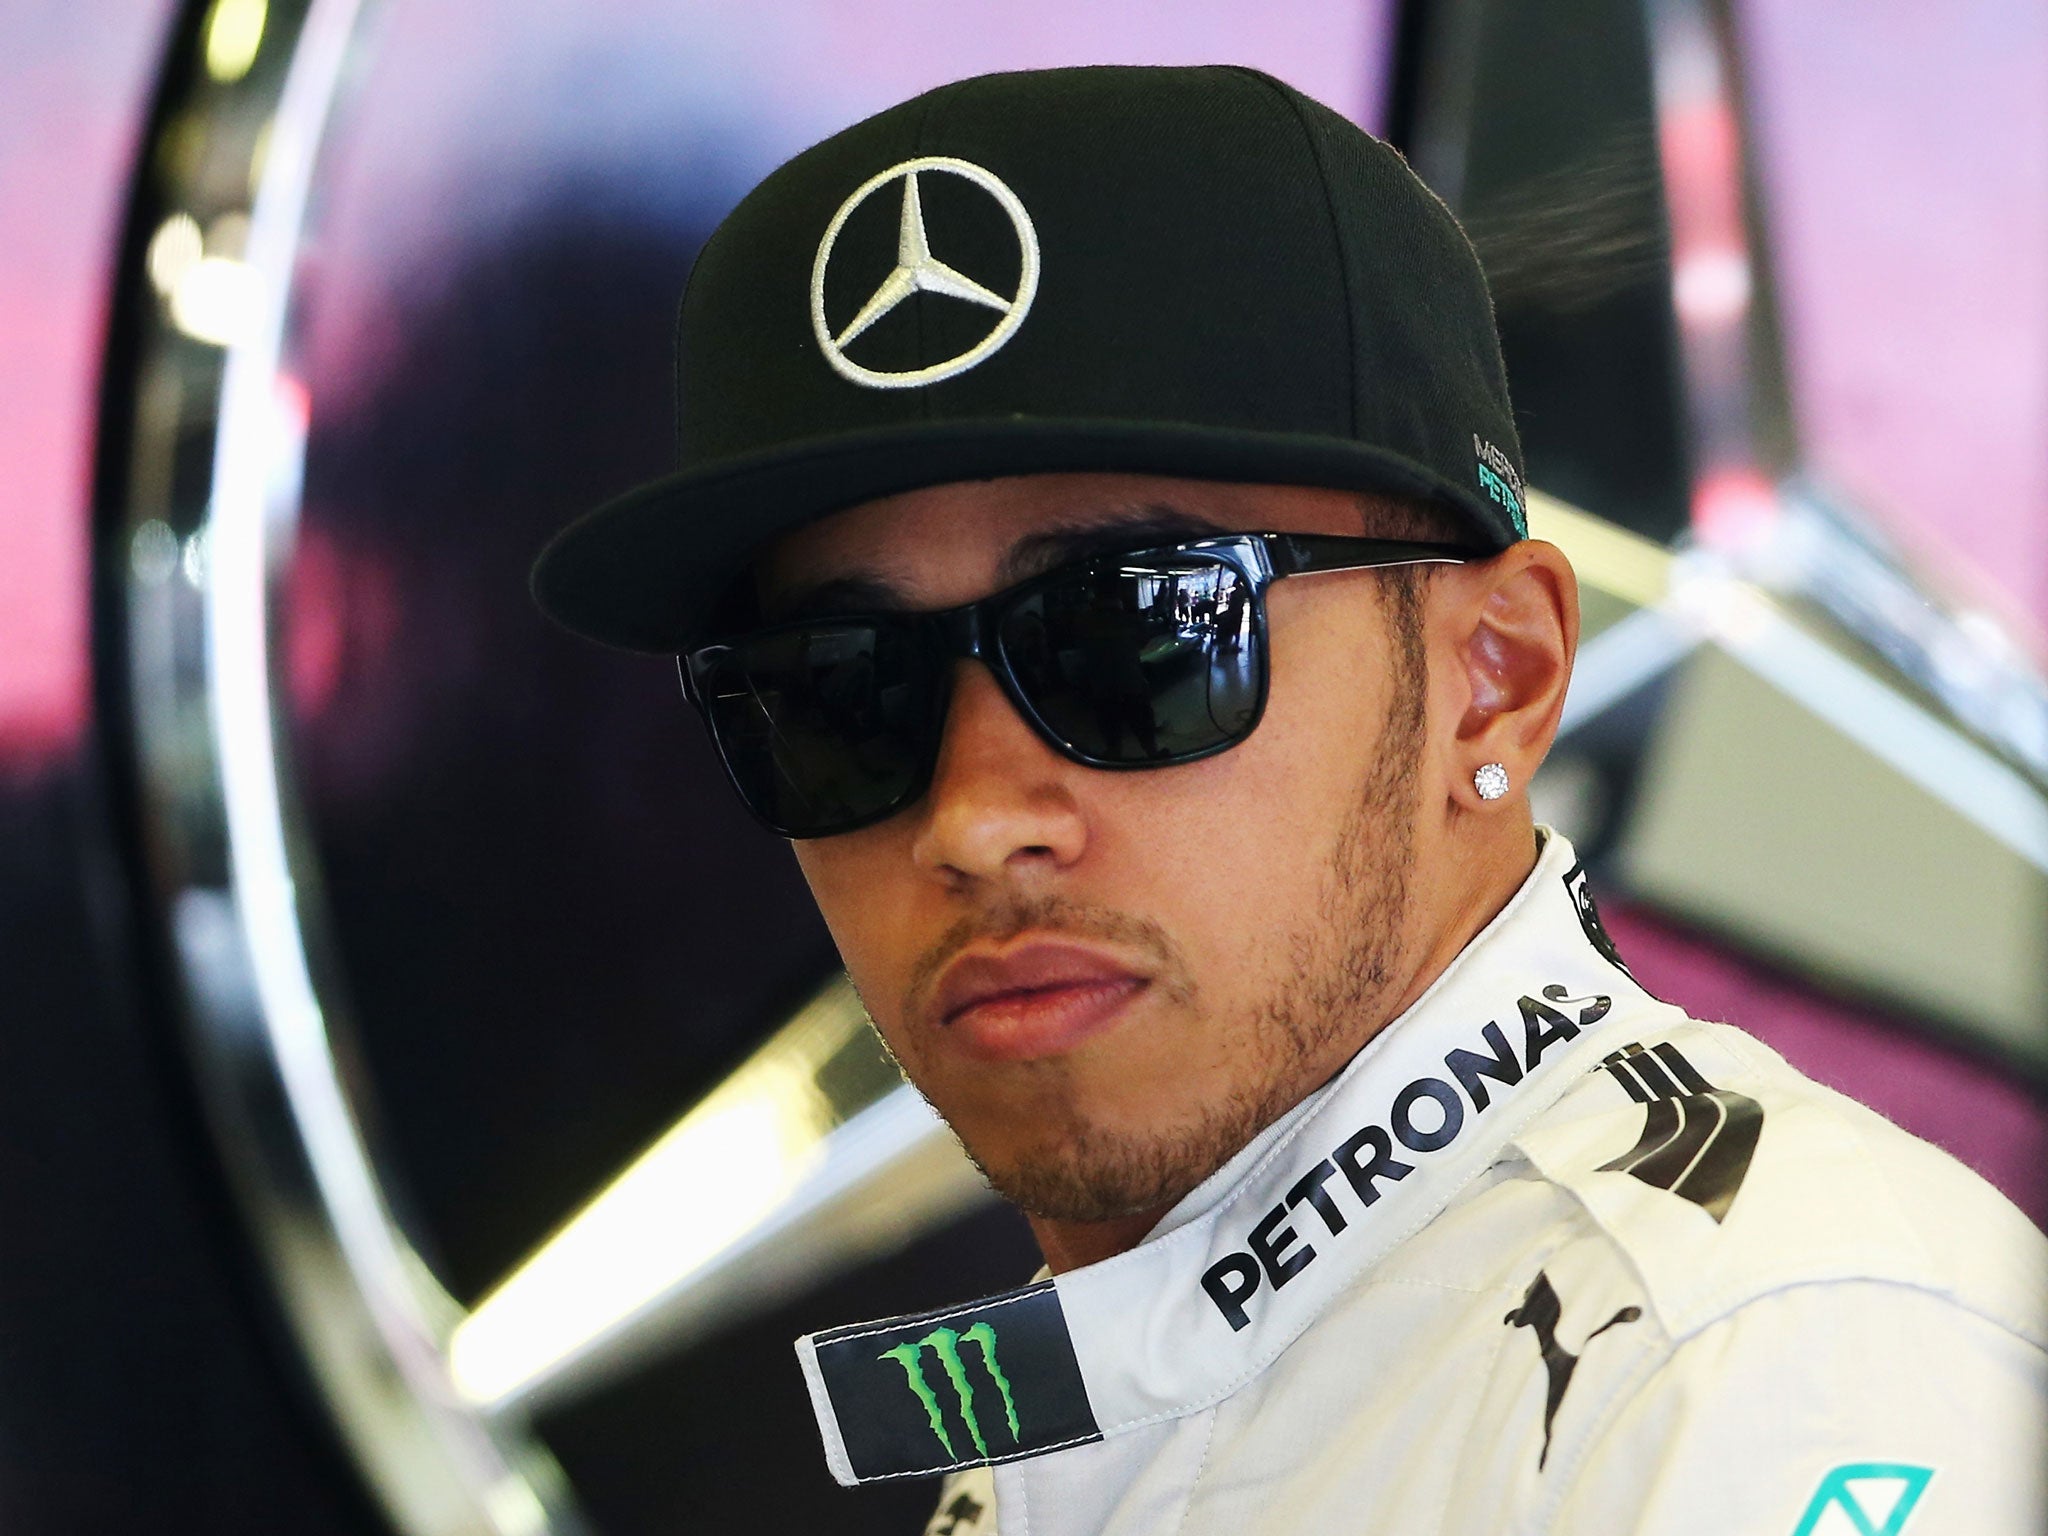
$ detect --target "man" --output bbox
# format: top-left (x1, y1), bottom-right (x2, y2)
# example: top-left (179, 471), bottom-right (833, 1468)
top-left (534, 65), bottom-right (2046, 1535)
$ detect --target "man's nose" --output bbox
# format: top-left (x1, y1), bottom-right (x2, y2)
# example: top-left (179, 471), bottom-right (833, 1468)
top-left (909, 662), bottom-right (1089, 884)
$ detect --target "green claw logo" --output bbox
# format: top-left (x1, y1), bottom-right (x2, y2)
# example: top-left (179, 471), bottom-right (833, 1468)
top-left (880, 1322), bottom-right (1021, 1458)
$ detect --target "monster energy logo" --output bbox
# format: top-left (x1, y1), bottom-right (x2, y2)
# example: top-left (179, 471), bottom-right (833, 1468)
top-left (880, 1322), bottom-right (1021, 1458)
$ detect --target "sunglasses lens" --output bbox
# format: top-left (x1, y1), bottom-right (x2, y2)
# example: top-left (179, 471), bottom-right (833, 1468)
top-left (691, 622), bottom-right (934, 837)
top-left (999, 555), bottom-right (1262, 764)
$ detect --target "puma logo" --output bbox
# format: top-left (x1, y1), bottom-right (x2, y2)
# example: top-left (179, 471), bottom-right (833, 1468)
top-left (1503, 1269), bottom-right (1641, 1469)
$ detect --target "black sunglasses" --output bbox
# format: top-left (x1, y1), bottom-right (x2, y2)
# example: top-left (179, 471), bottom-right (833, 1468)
top-left (681, 532), bottom-right (1478, 839)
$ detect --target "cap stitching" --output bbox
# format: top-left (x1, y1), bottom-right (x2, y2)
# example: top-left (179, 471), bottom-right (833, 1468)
top-left (1228, 68), bottom-right (1359, 441)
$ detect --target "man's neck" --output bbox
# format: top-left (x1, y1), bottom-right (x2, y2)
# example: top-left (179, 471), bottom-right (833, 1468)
top-left (1027, 818), bottom-right (1543, 1276)
top-left (1029, 1207), bottom-right (1169, 1274)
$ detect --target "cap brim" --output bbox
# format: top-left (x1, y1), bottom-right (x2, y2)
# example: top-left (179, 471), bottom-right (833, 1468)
top-left (530, 418), bottom-right (1513, 653)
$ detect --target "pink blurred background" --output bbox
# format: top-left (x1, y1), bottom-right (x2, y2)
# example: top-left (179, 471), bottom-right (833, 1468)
top-left (3, 0), bottom-right (2042, 1213)
top-left (8, 0), bottom-right (2043, 770)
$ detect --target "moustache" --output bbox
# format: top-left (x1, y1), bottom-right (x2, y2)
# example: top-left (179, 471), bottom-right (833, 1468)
top-left (901, 894), bottom-right (1193, 1030)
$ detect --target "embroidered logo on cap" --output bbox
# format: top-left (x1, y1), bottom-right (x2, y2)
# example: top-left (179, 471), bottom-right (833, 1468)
top-left (1473, 433), bottom-right (1527, 536)
top-left (810, 156), bottom-right (1040, 389)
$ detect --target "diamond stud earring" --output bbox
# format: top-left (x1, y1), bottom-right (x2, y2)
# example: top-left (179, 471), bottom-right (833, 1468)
top-left (1474, 762), bottom-right (1510, 801)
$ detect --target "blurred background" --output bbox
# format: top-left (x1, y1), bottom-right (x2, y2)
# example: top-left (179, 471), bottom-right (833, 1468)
top-left (2, 0), bottom-right (2044, 1531)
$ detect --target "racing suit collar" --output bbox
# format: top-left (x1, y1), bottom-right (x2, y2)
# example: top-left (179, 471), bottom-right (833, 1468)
top-left (796, 829), bottom-right (1657, 1487)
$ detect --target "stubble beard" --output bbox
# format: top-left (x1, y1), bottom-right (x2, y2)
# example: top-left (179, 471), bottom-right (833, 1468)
top-left (913, 602), bottom-right (1428, 1227)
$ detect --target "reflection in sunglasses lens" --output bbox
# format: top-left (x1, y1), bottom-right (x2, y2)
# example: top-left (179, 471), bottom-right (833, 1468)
top-left (1002, 558), bottom-right (1258, 764)
top-left (702, 623), bottom-right (929, 834)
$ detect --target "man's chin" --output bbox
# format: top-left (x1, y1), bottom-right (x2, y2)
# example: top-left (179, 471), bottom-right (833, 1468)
top-left (957, 1110), bottom-right (1254, 1226)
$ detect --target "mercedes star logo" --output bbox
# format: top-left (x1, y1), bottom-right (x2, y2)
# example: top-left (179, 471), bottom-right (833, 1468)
top-left (810, 156), bottom-right (1040, 389)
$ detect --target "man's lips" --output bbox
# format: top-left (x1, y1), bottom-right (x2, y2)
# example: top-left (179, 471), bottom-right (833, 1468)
top-left (932, 942), bottom-right (1149, 1062)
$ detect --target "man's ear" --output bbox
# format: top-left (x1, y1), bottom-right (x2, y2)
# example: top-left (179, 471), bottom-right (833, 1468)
top-left (1436, 540), bottom-right (1579, 810)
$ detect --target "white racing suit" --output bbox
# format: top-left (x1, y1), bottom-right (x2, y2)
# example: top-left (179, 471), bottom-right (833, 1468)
top-left (795, 832), bottom-right (2048, 1534)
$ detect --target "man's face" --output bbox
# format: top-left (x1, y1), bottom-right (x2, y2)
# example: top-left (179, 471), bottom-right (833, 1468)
top-left (763, 472), bottom-right (1447, 1226)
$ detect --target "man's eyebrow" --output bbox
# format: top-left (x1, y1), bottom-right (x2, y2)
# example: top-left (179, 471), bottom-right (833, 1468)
top-left (997, 506), bottom-right (1229, 586)
top-left (765, 572), bottom-right (915, 622)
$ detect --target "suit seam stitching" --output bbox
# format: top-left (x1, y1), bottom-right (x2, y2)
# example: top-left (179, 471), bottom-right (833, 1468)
top-left (1166, 1408), bottom-right (1221, 1536)
top-left (1443, 1303), bottom-right (1521, 1535)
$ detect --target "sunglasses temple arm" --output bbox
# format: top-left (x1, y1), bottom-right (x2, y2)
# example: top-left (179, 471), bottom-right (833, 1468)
top-left (1264, 533), bottom-right (1484, 578)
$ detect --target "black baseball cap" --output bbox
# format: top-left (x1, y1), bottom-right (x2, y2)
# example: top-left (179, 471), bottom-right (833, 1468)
top-left (532, 64), bottom-right (1528, 653)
